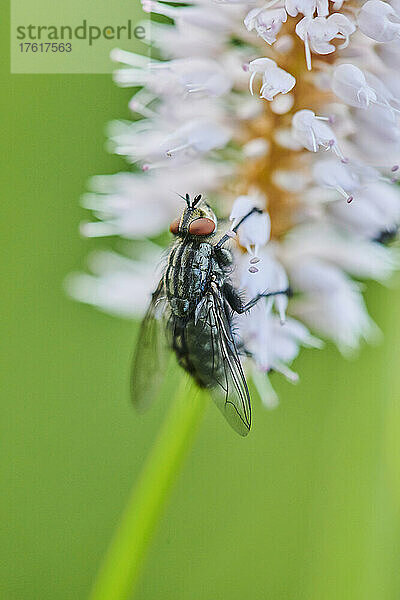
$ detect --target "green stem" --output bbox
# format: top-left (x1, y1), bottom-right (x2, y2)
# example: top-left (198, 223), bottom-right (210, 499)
top-left (89, 377), bottom-right (207, 600)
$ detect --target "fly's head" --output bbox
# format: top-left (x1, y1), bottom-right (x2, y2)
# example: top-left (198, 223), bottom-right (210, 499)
top-left (170, 194), bottom-right (217, 239)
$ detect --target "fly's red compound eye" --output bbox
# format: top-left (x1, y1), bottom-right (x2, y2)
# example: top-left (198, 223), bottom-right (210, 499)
top-left (169, 219), bottom-right (180, 234)
top-left (189, 218), bottom-right (216, 236)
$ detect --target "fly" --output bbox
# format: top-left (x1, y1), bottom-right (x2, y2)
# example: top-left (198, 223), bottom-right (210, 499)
top-left (131, 194), bottom-right (288, 436)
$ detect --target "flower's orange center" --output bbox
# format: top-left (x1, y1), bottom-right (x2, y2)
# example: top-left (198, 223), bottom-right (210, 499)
top-left (229, 17), bottom-right (337, 239)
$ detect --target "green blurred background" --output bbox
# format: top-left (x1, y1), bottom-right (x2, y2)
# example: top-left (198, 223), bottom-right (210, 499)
top-left (2, 4), bottom-right (400, 599)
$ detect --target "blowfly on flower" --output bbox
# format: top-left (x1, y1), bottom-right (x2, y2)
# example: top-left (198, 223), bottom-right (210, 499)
top-left (131, 194), bottom-right (288, 436)
top-left (70, 0), bottom-right (400, 413)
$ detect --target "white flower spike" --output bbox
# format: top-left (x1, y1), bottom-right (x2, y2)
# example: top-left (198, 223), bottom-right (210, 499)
top-left (72, 0), bottom-right (400, 408)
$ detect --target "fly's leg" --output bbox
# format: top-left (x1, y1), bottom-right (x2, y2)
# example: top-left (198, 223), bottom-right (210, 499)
top-left (215, 207), bottom-right (290, 311)
top-left (240, 289), bottom-right (291, 313)
top-left (222, 283), bottom-right (246, 313)
top-left (215, 207), bottom-right (262, 250)
top-left (223, 282), bottom-right (290, 314)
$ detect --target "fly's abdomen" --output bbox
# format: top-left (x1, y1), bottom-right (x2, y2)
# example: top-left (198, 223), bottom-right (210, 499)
top-left (170, 319), bottom-right (224, 389)
top-left (165, 241), bottom-right (213, 317)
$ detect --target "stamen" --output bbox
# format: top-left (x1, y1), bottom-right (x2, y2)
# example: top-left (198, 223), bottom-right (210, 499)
top-left (304, 34), bottom-right (312, 72)
top-left (166, 143), bottom-right (190, 157)
top-left (335, 186), bottom-right (353, 204)
top-left (249, 71), bottom-right (257, 96)
top-left (186, 85), bottom-right (206, 94)
top-left (379, 175), bottom-right (397, 185)
top-left (315, 114), bottom-right (336, 125)
top-left (310, 129), bottom-right (318, 153)
top-left (337, 35), bottom-right (350, 50)
top-left (370, 98), bottom-right (400, 118)
top-left (330, 142), bottom-right (346, 162)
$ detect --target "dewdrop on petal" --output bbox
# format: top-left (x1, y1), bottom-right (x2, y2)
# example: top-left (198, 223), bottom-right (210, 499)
top-left (241, 250), bottom-right (289, 323)
top-left (237, 212), bottom-right (271, 268)
top-left (230, 195), bottom-right (271, 270)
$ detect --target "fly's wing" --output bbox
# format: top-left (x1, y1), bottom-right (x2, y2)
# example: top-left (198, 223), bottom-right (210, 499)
top-left (204, 287), bottom-right (251, 436)
top-left (131, 278), bottom-right (169, 412)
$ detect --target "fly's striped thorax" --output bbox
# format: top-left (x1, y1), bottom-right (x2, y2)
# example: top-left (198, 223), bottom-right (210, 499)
top-left (165, 239), bottom-right (213, 317)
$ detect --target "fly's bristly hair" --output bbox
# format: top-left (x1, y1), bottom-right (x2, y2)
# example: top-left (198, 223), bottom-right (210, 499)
top-left (176, 192), bottom-right (203, 210)
top-left (191, 193), bottom-right (202, 208)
